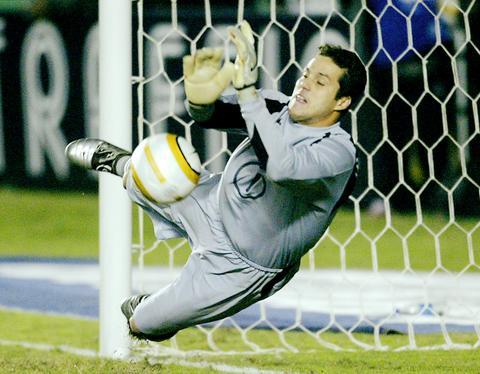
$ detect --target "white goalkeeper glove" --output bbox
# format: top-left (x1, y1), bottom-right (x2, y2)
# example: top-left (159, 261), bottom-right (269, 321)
top-left (183, 47), bottom-right (234, 106)
top-left (228, 20), bottom-right (258, 103)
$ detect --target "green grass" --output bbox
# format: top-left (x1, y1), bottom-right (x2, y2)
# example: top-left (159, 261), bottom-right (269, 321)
top-left (0, 309), bottom-right (479, 373)
top-left (1, 186), bottom-right (479, 273)
top-left (1, 187), bottom-right (479, 370)
top-left (0, 187), bottom-right (99, 258)
top-left (0, 347), bottom-right (204, 374)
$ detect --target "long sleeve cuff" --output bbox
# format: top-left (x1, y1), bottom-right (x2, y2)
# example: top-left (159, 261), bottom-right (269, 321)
top-left (236, 86), bottom-right (258, 104)
top-left (187, 102), bottom-right (215, 122)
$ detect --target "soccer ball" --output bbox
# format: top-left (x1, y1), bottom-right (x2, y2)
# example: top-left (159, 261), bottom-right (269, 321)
top-left (130, 133), bottom-right (201, 204)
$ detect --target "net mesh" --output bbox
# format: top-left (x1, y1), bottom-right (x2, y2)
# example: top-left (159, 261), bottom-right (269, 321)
top-left (130, 0), bottom-right (480, 353)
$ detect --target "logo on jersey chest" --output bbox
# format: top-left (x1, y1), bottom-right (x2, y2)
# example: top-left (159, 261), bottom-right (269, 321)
top-left (233, 161), bottom-right (267, 199)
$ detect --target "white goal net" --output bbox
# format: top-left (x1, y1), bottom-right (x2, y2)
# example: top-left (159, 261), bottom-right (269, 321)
top-left (128, 0), bottom-right (480, 353)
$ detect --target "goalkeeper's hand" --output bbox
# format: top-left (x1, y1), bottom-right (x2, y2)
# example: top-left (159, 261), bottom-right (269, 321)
top-left (228, 20), bottom-right (258, 102)
top-left (183, 47), bottom-right (234, 106)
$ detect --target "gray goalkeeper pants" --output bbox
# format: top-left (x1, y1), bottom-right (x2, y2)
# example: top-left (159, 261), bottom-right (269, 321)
top-left (124, 167), bottom-right (300, 337)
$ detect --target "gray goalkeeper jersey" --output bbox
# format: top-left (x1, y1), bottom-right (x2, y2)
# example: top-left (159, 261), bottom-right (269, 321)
top-left (190, 89), bottom-right (357, 270)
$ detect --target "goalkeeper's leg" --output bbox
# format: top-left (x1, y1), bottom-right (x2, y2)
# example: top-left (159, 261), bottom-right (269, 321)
top-left (120, 294), bottom-right (176, 341)
top-left (65, 138), bottom-right (131, 176)
top-left (122, 158), bottom-right (301, 340)
top-left (127, 246), bottom-right (299, 340)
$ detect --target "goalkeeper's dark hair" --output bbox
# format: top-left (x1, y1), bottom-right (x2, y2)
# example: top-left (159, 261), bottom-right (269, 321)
top-left (318, 44), bottom-right (366, 109)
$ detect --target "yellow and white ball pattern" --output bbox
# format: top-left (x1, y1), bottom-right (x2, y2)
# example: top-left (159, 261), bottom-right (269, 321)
top-left (130, 133), bottom-right (201, 204)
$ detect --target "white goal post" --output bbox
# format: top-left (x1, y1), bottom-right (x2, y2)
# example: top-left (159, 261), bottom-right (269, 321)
top-left (98, 0), bottom-right (132, 357)
top-left (99, 0), bottom-right (480, 357)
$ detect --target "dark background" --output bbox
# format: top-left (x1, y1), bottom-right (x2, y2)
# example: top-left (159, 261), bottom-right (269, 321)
top-left (0, 0), bottom-right (478, 214)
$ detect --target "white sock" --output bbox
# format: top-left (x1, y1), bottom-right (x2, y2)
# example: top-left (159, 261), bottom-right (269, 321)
top-left (115, 156), bottom-right (131, 177)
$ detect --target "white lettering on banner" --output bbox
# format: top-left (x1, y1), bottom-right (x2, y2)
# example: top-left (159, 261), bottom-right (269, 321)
top-left (83, 24), bottom-right (99, 139)
top-left (5, 18), bottom-right (345, 182)
top-left (146, 24), bottom-right (187, 133)
top-left (0, 18), bottom-right (5, 52)
top-left (20, 20), bottom-right (69, 179)
top-left (0, 18), bottom-right (6, 174)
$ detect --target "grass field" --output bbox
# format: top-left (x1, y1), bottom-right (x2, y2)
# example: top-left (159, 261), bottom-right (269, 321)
top-left (1, 309), bottom-right (480, 373)
top-left (1, 186), bottom-right (479, 372)
top-left (1, 186), bottom-right (478, 272)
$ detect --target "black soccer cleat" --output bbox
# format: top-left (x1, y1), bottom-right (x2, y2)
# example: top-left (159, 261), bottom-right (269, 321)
top-left (120, 293), bottom-right (150, 321)
top-left (65, 138), bottom-right (131, 174)
top-left (120, 294), bottom-right (176, 342)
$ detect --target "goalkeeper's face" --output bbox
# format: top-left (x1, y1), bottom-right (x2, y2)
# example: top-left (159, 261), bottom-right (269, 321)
top-left (288, 55), bottom-right (350, 127)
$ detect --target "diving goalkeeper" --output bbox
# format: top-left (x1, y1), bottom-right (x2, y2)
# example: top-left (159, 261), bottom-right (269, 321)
top-left (66, 21), bottom-right (366, 341)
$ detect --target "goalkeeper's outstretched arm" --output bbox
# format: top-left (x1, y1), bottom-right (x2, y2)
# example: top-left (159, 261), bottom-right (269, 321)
top-left (183, 47), bottom-right (233, 105)
top-left (183, 47), bottom-right (233, 123)
top-left (187, 99), bottom-right (248, 135)
top-left (183, 47), bottom-right (248, 133)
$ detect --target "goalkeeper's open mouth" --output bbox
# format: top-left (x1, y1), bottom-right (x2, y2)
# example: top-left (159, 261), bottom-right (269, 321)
top-left (294, 94), bottom-right (308, 105)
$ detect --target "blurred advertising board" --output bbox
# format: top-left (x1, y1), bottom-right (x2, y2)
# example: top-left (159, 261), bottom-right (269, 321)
top-left (0, 6), bottom-right (349, 189)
